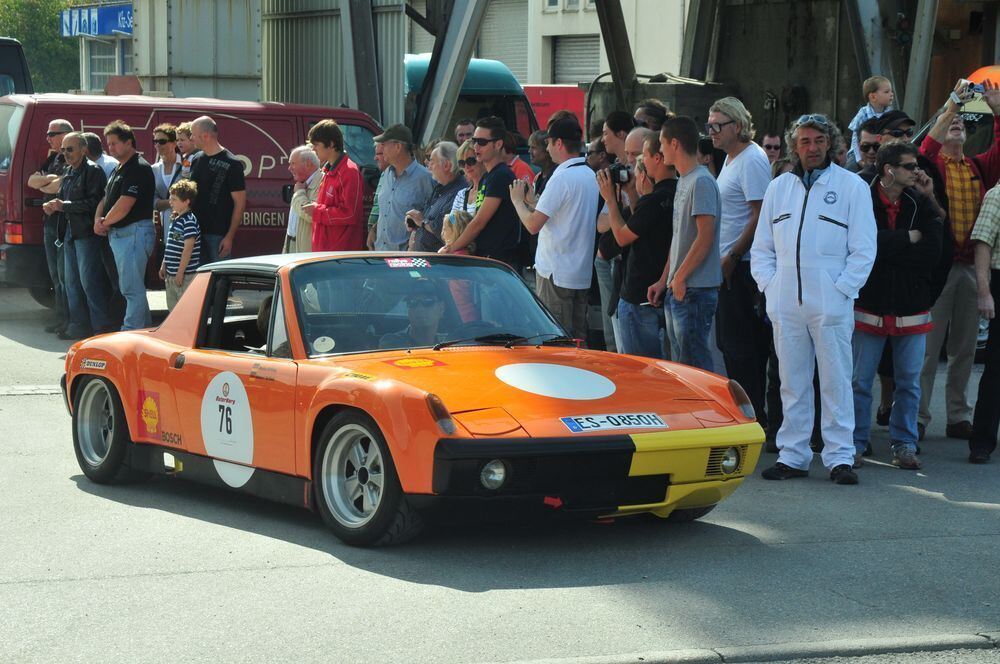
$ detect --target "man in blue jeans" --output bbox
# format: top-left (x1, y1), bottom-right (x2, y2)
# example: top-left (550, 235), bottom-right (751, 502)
top-left (94, 120), bottom-right (155, 331)
top-left (649, 116), bottom-right (721, 370)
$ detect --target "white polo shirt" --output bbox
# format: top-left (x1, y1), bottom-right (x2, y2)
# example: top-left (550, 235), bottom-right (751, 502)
top-left (534, 156), bottom-right (600, 290)
top-left (717, 141), bottom-right (771, 259)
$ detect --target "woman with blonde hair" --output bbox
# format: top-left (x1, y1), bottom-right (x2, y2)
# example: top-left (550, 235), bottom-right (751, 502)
top-left (452, 139), bottom-right (484, 214)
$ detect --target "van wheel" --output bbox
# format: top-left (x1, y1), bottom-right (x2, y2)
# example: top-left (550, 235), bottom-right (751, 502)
top-left (313, 412), bottom-right (423, 546)
top-left (666, 504), bottom-right (716, 523)
top-left (28, 286), bottom-right (55, 309)
top-left (72, 376), bottom-right (149, 484)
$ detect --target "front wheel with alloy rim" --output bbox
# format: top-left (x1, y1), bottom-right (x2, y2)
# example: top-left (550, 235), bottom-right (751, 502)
top-left (313, 411), bottom-right (423, 546)
top-left (72, 376), bottom-right (149, 484)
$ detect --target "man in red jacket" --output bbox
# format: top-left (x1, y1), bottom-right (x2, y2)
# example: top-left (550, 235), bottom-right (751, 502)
top-left (303, 119), bottom-right (365, 251)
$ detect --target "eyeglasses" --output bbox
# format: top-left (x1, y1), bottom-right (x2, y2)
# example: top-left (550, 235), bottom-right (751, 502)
top-left (763, 144), bottom-right (781, 151)
top-left (795, 114), bottom-right (831, 129)
top-left (46, 131), bottom-right (67, 138)
top-left (882, 127), bottom-right (915, 138)
top-left (704, 120), bottom-right (735, 134)
top-left (894, 162), bottom-right (920, 172)
top-left (859, 142), bottom-right (880, 153)
top-left (459, 157), bottom-right (477, 167)
top-left (153, 138), bottom-right (174, 145)
top-left (406, 297), bottom-right (439, 308)
top-left (470, 137), bottom-right (498, 146)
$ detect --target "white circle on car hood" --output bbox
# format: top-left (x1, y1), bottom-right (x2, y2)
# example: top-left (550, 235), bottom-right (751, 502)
top-left (495, 363), bottom-right (616, 400)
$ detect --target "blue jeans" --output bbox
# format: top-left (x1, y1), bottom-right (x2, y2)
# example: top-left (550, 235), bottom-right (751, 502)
top-left (852, 330), bottom-right (926, 453)
top-left (666, 287), bottom-right (719, 371)
top-left (42, 218), bottom-right (68, 324)
top-left (616, 300), bottom-right (663, 359)
top-left (201, 233), bottom-right (224, 265)
top-left (593, 254), bottom-right (618, 353)
top-left (63, 230), bottom-right (114, 335)
top-left (108, 220), bottom-right (154, 330)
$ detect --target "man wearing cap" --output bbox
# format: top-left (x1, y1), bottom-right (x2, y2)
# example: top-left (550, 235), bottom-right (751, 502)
top-left (371, 124), bottom-right (434, 252)
top-left (750, 114), bottom-right (876, 485)
top-left (303, 119), bottom-right (365, 252)
top-left (509, 117), bottom-right (599, 340)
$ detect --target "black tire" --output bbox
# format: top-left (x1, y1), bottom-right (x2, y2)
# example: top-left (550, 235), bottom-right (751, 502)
top-left (665, 504), bottom-right (717, 523)
top-left (313, 411), bottom-right (423, 546)
top-left (72, 376), bottom-right (149, 484)
top-left (28, 286), bottom-right (55, 309)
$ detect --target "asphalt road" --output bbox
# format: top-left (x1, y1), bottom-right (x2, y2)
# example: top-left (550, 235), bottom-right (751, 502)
top-left (0, 286), bottom-right (997, 664)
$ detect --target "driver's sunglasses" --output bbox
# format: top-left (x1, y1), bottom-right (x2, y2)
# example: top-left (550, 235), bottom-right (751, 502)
top-left (153, 138), bottom-right (174, 145)
top-left (406, 297), bottom-right (439, 308)
top-left (470, 137), bottom-right (497, 146)
top-left (883, 127), bottom-right (915, 138)
top-left (458, 157), bottom-right (477, 167)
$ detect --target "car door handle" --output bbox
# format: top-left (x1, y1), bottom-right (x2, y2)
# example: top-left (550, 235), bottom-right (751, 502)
top-left (171, 352), bottom-right (185, 369)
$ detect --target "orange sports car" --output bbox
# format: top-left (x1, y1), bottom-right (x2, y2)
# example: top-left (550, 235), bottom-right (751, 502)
top-left (62, 253), bottom-right (764, 546)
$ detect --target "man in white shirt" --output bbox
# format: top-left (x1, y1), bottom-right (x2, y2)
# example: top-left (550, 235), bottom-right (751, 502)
top-left (709, 97), bottom-right (774, 435)
top-left (510, 117), bottom-right (599, 340)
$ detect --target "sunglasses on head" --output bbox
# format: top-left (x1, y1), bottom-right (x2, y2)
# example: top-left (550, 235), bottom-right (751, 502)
top-left (153, 138), bottom-right (174, 145)
top-left (795, 114), bottom-right (831, 129)
top-left (459, 157), bottom-right (477, 167)
top-left (883, 127), bottom-right (915, 138)
top-left (406, 296), bottom-right (439, 308)
top-left (46, 131), bottom-right (67, 137)
top-left (470, 137), bottom-right (497, 146)
top-left (860, 142), bottom-right (880, 153)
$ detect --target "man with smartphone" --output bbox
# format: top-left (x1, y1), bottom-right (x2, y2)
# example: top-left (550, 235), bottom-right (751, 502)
top-left (917, 78), bottom-right (1000, 442)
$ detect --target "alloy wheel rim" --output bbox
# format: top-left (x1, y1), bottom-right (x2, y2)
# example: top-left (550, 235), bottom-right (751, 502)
top-left (320, 424), bottom-right (384, 528)
top-left (78, 380), bottom-right (113, 467)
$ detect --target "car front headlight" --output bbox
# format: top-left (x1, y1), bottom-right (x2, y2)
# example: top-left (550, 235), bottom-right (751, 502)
top-left (720, 447), bottom-right (741, 474)
top-left (727, 379), bottom-right (755, 420)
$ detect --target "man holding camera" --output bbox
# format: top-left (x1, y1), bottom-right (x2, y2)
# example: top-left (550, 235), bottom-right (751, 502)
top-left (917, 79), bottom-right (1000, 441)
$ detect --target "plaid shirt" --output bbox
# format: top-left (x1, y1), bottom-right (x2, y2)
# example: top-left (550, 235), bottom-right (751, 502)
top-left (971, 185), bottom-right (1000, 270)
top-left (942, 155), bottom-right (980, 246)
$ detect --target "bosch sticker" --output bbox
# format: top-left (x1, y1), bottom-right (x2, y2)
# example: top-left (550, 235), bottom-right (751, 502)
top-left (199, 372), bottom-right (254, 488)
top-left (80, 358), bottom-right (107, 370)
top-left (384, 358), bottom-right (446, 369)
top-left (385, 257), bottom-right (431, 268)
top-left (138, 391), bottom-right (160, 437)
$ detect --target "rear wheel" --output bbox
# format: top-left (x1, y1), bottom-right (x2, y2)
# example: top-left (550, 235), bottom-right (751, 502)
top-left (313, 411), bottom-right (423, 546)
top-left (28, 286), bottom-right (55, 309)
top-left (665, 504), bottom-right (716, 523)
top-left (72, 376), bottom-right (149, 484)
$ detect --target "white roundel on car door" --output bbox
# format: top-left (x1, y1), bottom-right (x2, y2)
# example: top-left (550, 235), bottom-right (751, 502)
top-left (494, 363), bottom-right (616, 400)
top-left (200, 371), bottom-right (255, 487)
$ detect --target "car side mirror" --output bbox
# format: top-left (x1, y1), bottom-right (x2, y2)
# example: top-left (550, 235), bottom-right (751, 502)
top-left (362, 165), bottom-right (380, 190)
top-left (281, 183), bottom-right (294, 205)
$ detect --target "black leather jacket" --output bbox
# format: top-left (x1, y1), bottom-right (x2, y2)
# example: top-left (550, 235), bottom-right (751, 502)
top-left (57, 160), bottom-right (108, 239)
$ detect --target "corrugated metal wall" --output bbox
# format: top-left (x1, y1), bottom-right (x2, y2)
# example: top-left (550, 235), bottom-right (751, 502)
top-left (261, 0), bottom-right (405, 125)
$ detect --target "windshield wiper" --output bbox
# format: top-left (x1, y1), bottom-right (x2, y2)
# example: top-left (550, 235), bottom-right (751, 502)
top-left (504, 333), bottom-right (577, 348)
top-left (433, 333), bottom-right (526, 351)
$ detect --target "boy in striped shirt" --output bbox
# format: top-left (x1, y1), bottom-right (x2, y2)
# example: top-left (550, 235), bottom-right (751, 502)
top-left (159, 179), bottom-right (201, 310)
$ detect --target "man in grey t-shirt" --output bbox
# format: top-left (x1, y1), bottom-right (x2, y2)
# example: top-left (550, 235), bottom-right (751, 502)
top-left (649, 116), bottom-right (721, 371)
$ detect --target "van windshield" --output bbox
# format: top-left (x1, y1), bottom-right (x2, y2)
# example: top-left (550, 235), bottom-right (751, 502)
top-left (0, 103), bottom-right (24, 172)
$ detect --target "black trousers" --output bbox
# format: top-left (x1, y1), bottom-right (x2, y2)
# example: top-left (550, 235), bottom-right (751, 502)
top-left (970, 270), bottom-right (1000, 455)
top-left (716, 261), bottom-right (771, 428)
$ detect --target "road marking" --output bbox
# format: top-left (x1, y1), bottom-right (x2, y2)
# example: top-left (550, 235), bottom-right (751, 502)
top-left (0, 385), bottom-right (62, 396)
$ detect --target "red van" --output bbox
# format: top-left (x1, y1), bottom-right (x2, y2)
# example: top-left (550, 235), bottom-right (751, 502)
top-left (0, 94), bottom-right (382, 305)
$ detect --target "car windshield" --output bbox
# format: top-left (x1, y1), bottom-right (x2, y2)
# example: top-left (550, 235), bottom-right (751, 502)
top-left (290, 256), bottom-right (564, 357)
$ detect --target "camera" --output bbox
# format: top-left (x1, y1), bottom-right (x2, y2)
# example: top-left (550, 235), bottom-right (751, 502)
top-left (609, 162), bottom-right (632, 184)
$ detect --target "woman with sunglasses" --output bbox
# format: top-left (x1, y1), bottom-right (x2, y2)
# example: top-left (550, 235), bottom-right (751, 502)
top-left (852, 142), bottom-right (942, 471)
top-left (150, 124), bottom-right (181, 224)
top-left (452, 139), bottom-right (484, 215)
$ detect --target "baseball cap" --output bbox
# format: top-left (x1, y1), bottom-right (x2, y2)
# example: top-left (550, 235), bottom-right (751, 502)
top-left (374, 123), bottom-right (414, 145)
top-left (874, 111), bottom-right (915, 133)
top-left (546, 118), bottom-right (583, 142)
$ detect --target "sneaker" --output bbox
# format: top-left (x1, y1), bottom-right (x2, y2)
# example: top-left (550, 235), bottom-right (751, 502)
top-left (946, 421), bottom-right (974, 440)
top-left (917, 422), bottom-right (926, 441)
top-left (969, 450), bottom-right (992, 464)
top-left (876, 404), bottom-right (892, 426)
top-left (892, 448), bottom-right (922, 470)
top-left (761, 462), bottom-right (809, 480)
top-left (830, 464), bottom-right (859, 484)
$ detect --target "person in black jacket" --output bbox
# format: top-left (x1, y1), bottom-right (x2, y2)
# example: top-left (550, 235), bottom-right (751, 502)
top-left (43, 133), bottom-right (111, 339)
top-left (852, 142), bottom-right (943, 470)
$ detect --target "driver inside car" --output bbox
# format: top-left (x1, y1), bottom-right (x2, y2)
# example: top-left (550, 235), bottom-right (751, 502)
top-left (379, 279), bottom-right (448, 349)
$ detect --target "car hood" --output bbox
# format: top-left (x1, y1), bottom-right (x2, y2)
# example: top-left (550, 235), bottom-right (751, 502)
top-left (328, 347), bottom-right (736, 437)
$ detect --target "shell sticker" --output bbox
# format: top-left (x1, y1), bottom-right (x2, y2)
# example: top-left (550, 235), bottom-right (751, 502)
top-left (384, 358), bottom-right (446, 369)
top-left (138, 391), bottom-right (160, 437)
top-left (199, 371), bottom-right (254, 488)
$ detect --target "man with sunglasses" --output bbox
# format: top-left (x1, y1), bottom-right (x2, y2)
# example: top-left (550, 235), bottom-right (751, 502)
top-left (43, 133), bottom-right (111, 340)
top-left (751, 114), bottom-right (876, 485)
top-left (917, 79), bottom-right (1000, 442)
top-left (847, 119), bottom-right (882, 174)
top-left (28, 119), bottom-right (73, 334)
top-left (378, 280), bottom-right (446, 350)
top-left (760, 133), bottom-right (782, 165)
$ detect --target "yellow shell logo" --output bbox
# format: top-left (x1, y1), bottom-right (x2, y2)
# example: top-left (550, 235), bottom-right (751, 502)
top-left (141, 396), bottom-right (159, 434)
top-left (395, 358), bottom-right (435, 368)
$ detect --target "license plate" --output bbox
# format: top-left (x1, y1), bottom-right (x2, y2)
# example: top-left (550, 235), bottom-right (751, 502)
top-left (560, 413), bottom-right (667, 433)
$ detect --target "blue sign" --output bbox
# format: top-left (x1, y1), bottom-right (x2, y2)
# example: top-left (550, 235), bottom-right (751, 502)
top-left (60, 4), bottom-right (132, 38)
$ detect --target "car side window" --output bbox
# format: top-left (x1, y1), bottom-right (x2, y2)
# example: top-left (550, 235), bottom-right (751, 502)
top-left (199, 275), bottom-right (277, 353)
top-left (269, 285), bottom-right (292, 358)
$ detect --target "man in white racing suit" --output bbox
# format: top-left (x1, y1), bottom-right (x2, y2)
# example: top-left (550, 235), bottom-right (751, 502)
top-left (751, 114), bottom-right (877, 485)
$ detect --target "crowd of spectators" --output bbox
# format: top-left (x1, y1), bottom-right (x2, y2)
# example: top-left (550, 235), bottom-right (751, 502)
top-left (28, 75), bottom-right (1000, 474)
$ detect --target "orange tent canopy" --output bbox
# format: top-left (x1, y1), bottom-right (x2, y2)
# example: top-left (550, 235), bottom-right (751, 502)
top-left (968, 65), bottom-right (1000, 84)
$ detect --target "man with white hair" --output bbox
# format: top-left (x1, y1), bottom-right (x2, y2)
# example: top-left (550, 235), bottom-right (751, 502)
top-left (751, 114), bottom-right (876, 485)
top-left (283, 145), bottom-right (321, 253)
top-left (708, 96), bottom-right (773, 437)
top-left (405, 141), bottom-right (467, 253)
top-left (189, 115), bottom-right (246, 263)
